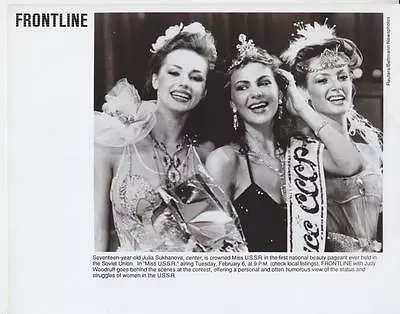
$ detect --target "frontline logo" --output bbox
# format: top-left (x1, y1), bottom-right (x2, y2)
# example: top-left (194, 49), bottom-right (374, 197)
top-left (16, 13), bottom-right (88, 27)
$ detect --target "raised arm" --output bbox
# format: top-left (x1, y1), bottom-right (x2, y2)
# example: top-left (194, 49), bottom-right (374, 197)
top-left (301, 105), bottom-right (362, 176)
top-left (278, 69), bottom-right (363, 176)
top-left (94, 144), bottom-right (113, 251)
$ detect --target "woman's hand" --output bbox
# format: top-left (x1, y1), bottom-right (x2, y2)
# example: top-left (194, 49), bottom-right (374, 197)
top-left (275, 70), bottom-right (362, 176)
top-left (275, 68), bottom-right (309, 116)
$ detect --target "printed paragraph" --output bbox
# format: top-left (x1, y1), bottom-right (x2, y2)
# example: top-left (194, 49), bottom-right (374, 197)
top-left (91, 253), bottom-right (379, 279)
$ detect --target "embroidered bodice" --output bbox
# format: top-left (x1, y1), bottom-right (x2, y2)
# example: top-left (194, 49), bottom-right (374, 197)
top-left (110, 144), bottom-right (165, 251)
top-left (109, 143), bottom-right (246, 252)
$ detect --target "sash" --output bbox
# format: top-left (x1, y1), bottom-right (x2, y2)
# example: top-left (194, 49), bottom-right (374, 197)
top-left (285, 137), bottom-right (327, 252)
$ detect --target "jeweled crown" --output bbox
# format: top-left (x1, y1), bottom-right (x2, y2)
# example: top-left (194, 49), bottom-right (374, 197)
top-left (281, 19), bottom-right (352, 72)
top-left (228, 34), bottom-right (274, 72)
top-left (297, 46), bottom-right (351, 72)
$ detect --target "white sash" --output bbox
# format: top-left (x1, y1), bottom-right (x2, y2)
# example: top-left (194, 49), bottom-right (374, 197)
top-left (285, 137), bottom-right (327, 252)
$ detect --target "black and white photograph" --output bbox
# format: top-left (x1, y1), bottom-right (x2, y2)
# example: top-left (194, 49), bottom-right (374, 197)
top-left (94, 12), bottom-right (383, 253)
top-left (6, 3), bottom-right (400, 314)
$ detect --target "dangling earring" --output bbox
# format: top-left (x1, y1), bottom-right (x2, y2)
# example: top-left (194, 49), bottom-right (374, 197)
top-left (277, 103), bottom-right (283, 120)
top-left (232, 108), bottom-right (239, 131)
top-left (277, 96), bottom-right (284, 120)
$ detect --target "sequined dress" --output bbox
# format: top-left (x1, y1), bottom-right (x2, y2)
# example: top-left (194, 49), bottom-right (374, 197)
top-left (325, 144), bottom-right (383, 252)
top-left (233, 152), bottom-right (287, 252)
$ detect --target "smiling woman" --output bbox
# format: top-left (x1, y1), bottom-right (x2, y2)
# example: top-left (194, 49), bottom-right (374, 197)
top-left (93, 21), bottom-right (246, 252)
top-left (305, 65), bottom-right (353, 117)
top-left (281, 20), bottom-right (383, 252)
top-left (151, 49), bottom-right (208, 114)
top-left (206, 33), bottom-right (364, 252)
top-left (231, 63), bottom-right (280, 128)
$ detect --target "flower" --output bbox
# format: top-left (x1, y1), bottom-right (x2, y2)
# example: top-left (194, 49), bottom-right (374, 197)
top-left (182, 22), bottom-right (205, 35)
top-left (150, 23), bottom-right (183, 53)
top-left (150, 22), bottom-right (206, 54)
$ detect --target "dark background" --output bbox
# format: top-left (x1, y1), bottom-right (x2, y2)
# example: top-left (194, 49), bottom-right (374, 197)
top-left (94, 13), bottom-right (383, 146)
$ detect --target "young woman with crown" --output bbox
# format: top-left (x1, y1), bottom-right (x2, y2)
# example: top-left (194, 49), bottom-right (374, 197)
top-left (94, 22), bottom-right (246, 252)
top-left (206, 34), bottom-right (363, 252)
top-left (281, 20), bottom-right (383, 252)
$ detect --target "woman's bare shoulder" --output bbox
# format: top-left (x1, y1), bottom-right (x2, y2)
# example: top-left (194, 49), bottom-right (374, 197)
top-left (196, 141), bottom-right (216, 162)
top-left (205, 144), bottom-right (241, 197)
top-left (206, 144), bottom-right (240, 171)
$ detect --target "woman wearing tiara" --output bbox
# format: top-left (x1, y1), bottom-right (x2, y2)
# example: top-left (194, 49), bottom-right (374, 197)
top-left (281, 20), bottom-right (383, 252)
top-left (206, 34), bottom-right (362, 252)
top-left (94, 22), bottom-right (246, 252)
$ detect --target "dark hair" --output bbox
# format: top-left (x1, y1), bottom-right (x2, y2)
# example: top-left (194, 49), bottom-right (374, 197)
top-left (144, 31), bottom-right (217, 97)
top-left (226, 56), bottom-right (298, 153)
top-left (291, 37), bottom-right (363, 87)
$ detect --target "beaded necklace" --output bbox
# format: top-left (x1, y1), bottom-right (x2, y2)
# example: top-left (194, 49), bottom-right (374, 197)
top-left (150, 132), bottom-right (190, 189)
top-left (246, 131), bottom-right (281, 173)
top-left (244, 132), bottom-right (287, 202)
top-left (247, 150), bottom-right (281, 173)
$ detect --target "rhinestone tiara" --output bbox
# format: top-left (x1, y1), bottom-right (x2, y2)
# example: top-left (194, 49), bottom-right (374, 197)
top-left (228, 34), bottom-right (274, 72)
